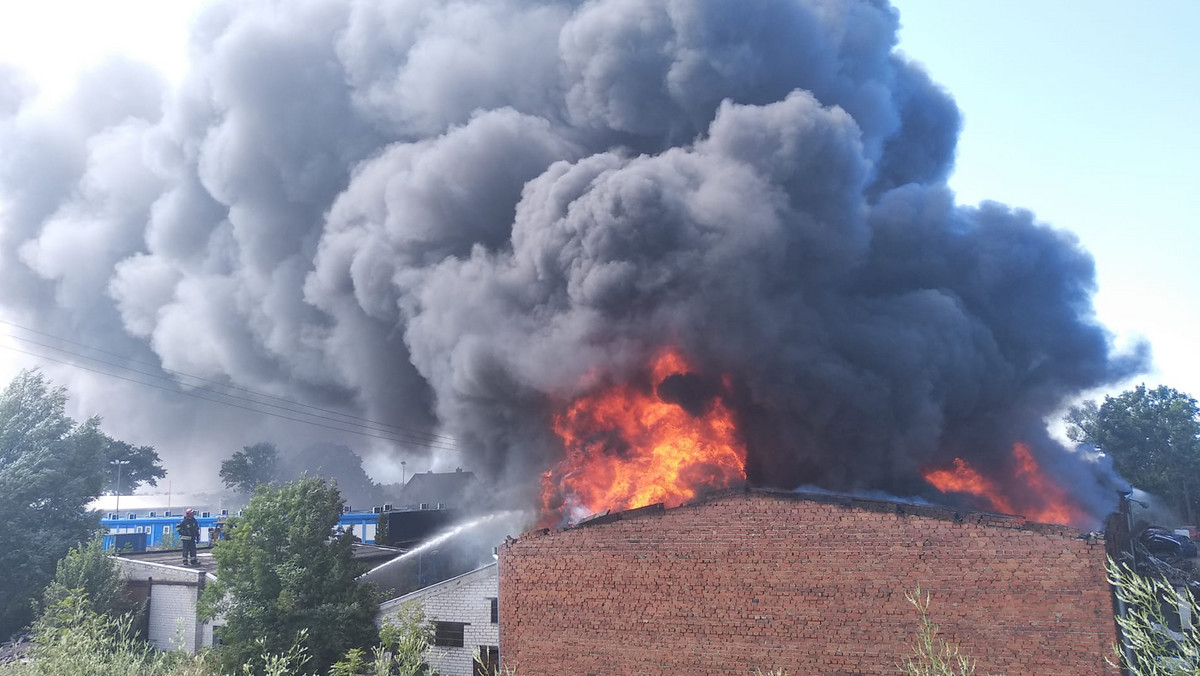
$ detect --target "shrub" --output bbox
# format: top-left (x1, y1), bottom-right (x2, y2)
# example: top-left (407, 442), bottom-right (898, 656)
top-left (330, 602), bottom-right (432, 676)
top-left (1, 594), bottom-right (202, 676)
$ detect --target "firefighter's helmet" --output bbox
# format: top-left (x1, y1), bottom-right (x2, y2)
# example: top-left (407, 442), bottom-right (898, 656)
top-left (185, 508), bottom-right (195, 517)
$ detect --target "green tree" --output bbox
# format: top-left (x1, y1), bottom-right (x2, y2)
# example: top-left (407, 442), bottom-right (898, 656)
top-left (103, 438), bottom-right (166, 495)
top-left (41, 538), bottom-right (124, 619)
top-left (219, 442), bottom-right (279, 494)
top-left (200, 478), bottom-right (379, 675)
top-left (276, 442), bottom-right (384, 509)
top-left (0, 370), bottom-right (109, 641)
top-left (1066, 385), bottom-right (1200, 522)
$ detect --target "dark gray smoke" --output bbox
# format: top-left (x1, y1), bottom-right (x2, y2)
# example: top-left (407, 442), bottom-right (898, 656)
top-left (0, 0), bottom-right (1143, 520)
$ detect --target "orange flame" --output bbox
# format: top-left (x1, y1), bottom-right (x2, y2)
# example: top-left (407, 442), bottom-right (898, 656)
top-left (540, 347), bottom-right (746, 524)
top-left (921, 442), bottom-right (1090, 527)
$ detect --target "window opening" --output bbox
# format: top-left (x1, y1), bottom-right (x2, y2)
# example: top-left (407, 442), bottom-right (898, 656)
top-left (434, 621), bottom-right (466, 648)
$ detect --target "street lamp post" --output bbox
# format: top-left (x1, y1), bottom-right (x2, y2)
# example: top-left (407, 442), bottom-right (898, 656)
top-left (111, 459), bottom-right (130, 515)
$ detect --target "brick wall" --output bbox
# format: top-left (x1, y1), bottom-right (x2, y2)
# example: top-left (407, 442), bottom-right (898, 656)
top-left (379, 563), bottom-right (499, 676)
top-left (499, 490), bottom-right (1119, 676)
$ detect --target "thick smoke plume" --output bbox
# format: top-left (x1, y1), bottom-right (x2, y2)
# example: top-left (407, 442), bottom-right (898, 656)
top-left (0, 0), bottom-right (1143, 519)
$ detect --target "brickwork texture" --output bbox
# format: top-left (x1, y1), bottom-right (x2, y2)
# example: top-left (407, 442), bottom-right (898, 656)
top-left (117, 559), bottom-right (213, 654)
top-left (499, 490), bottom-right (1118, 676)
top-left (379, 564), bottom-right (499, 676)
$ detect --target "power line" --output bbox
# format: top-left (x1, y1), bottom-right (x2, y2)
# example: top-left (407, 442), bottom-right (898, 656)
top-left (0, 317), bottom-right (460, 445)
top-left (5, 331), bottom-right (459, 448)
top-left (0, 342), bottom-right (465, 453)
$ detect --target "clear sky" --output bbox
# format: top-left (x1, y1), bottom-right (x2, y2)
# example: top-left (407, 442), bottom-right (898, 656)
top-left (0, 0), bottom-right (1196, 404)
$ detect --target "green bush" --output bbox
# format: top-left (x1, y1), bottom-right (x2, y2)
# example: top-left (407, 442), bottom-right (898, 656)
top-left (40, 537), bottom-right (126, 620)
top-left (1, 594), bottom-right (205, 676)
top-left (331, 602), bottom-right (432, 676)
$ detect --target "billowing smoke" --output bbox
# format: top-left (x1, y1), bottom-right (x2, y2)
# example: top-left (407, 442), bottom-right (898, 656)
top-left (0, 0), bottom-right (1143, 519)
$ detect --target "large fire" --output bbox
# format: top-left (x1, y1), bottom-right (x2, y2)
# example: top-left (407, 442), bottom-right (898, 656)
top-left (540, 348), bottom-right (747, 525)
top-left (921, 442), bottom-right (1090, 527)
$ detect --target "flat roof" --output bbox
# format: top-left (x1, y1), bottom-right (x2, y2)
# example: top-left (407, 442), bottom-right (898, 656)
top-left (117, 542), bottom-right (403, 575)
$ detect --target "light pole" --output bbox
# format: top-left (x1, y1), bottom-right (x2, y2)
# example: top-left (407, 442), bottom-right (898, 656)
top-left (111, 459), bottom-right (130, 516)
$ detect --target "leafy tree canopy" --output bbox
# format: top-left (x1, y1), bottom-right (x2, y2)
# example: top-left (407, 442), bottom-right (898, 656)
top-left (219, 442), bottom-right (279, 494)
top-left (0, 370), bottom-right (117, 640)
top-left (200, 478), bottom-right (379, 674)
top-left (218, 441), bottom-right (278, 494)
top-left (40, 538), bottom-right (125, 620)
top-left (1066, 384), bottom-right (1200, 522)
top-left (276, 442), bottom-right (384, 509)
top-left (103, 439), bottom-right (166, 496)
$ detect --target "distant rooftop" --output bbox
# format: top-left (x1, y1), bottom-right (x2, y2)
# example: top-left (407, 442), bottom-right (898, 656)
top-left (90, 493), bottom-right (230, 513)
top-left (396, 468), bottom-right (479, 509)
top-left (117, 542), bottom-right (403, 575)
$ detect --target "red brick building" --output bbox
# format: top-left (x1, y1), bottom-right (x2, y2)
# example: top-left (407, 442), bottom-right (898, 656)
top-left (498, 489), bottom-right (1119, 676)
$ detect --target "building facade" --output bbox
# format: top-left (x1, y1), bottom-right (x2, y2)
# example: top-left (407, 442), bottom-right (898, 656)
top-left (101, 510), bottom-right (382, 549)
top-left (115, 543), bottom-right (401, 655)
top-left (378, 563), bottom-right (499, 676)
top-left (499, 489), bottom-right (1120, 676)
top-left (115, 553), bottom-right (221, 653)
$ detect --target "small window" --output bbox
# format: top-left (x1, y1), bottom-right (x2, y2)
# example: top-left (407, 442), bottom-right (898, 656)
top-left (490, 598), bottom-right (498, 624)
top-left (434, 621), bottom-right (466, 648)
top-left (163, 525), bottom-right (171, 535)
top-left (474, 646), bottom-right (500, 676)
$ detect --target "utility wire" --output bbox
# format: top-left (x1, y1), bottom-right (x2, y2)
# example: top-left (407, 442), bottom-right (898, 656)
top-left (0, 342), bottom-right (465, 453)
top-left (6, 330), bottom-right (458, 448)
top-left (0, 317), bottom-right (459, 445)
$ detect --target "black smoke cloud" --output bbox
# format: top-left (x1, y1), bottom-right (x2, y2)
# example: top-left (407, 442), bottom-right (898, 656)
top-left (0, 0), bottom-right (1143, 518)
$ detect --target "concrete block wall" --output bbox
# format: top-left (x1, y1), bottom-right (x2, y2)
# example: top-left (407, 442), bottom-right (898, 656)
top-left (147, 584), bottom-right (201, 652)
top-left (117, 559), bottom-right (214, 654)
top-left (499, 490), bottom-right (1119, 676)
top-left (380, 565), bottom-right (499, 676)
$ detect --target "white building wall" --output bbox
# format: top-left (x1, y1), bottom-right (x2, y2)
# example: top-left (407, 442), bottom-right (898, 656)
top-left (147, 584), bottom-right (201, 652)
top-left (379, 564), bottom-right (499, 676)
top-left (116, 558), bottom-right (217, 654)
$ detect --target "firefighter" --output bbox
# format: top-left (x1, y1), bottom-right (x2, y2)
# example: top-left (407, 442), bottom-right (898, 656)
top-left (176, 508), bottom-right (201, 566)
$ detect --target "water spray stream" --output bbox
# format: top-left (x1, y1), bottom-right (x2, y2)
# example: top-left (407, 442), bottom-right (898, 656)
top-left (360, 510), bottom-right (529, 578)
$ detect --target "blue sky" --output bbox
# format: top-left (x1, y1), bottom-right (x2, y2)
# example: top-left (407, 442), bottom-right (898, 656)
top-left (893, 0), bottom-right (1200, 401)
top-left (0, 0), bottom-right (1196, 404)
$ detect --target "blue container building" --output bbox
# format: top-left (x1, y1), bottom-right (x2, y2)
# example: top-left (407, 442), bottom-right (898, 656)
top-left (100, 509), bottom-right (382, 550)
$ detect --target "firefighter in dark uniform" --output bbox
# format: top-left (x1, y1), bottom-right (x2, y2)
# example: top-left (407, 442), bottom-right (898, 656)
top-left (176, 508), bottom-right (200, 566)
